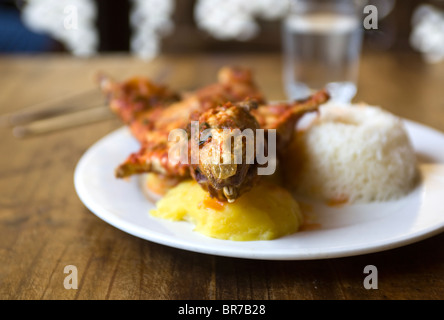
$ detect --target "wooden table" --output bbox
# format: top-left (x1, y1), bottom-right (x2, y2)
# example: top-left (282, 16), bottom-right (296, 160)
top-left (1, 52), bottom-right (444, 300)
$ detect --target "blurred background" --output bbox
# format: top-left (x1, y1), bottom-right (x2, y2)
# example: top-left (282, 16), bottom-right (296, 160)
top-left (0, 0), bottom-right (443, 62)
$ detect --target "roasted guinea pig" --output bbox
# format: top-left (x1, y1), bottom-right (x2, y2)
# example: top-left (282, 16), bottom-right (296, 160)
top-left (99, 67), bottom-right (329, 202)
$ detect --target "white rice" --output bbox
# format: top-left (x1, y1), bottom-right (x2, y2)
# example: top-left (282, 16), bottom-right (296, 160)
top-left (284, 102), bottom-right (419, 203)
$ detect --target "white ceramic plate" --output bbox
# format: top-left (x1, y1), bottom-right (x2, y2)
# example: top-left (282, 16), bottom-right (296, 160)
top-left (74, 120), bottom-right (444, 260)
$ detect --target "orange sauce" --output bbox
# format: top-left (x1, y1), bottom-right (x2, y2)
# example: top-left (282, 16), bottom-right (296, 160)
top-left (326, 196), bottom-right (349, 207)
top-left (199, 196), bottom-right (226, 211)
top-left (299, 222), bottom-right (322, 231)
top-left (298, 201), bottom-right (322, 231)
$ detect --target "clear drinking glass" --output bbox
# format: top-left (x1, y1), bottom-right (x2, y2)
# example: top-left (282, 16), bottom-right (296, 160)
top-left (282, 0), bottom-right (364, 102)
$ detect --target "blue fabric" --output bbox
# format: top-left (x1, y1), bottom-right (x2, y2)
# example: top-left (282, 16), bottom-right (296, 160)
top-left (0, 6), bottom-right (55, 53)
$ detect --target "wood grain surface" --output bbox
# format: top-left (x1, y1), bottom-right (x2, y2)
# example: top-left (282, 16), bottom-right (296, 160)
top-left (1, 53), bottom-right (444, 300)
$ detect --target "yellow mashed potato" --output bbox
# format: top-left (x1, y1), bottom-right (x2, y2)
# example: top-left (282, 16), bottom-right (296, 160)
top-left (150, 180), bottom-right (303, 241)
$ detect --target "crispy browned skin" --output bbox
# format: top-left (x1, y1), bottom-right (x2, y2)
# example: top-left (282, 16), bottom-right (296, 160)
top-left (99, 74), bottom-right (180, 126)
top-left (102, 67), bottom-right (329, 202)
top-left (104, 67), bottom-right (266, 180)
top-left (252, 89), bottom-right (331, 150)
top-left (190, 101), bottom-right (261, 202)
top-left (190, 90), bottom-right (330, 202)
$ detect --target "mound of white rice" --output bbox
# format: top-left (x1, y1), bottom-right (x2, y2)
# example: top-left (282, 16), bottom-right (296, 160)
top-left (283, 102), bottom-right (418, 203)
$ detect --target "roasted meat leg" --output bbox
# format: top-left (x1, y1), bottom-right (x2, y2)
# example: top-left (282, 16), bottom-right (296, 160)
top-left (103, 66), bottom-right (265, 179)
top-left (191, 90), bottom-right (329, 202)
top-left (101, 67), bottom-right (329, 202)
